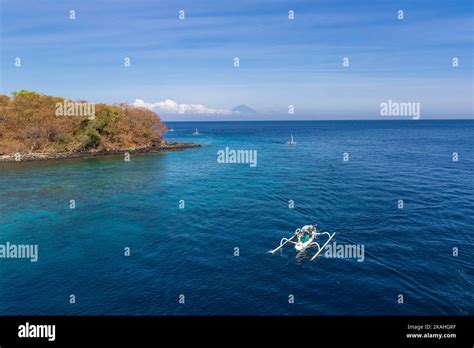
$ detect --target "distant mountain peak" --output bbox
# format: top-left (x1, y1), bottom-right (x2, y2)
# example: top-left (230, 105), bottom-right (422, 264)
top-left (232, 104), bottom-right (257, 114)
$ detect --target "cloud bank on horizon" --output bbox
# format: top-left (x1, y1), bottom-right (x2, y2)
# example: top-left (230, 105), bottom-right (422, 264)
top-left (132, 99), bottom-right (232, 115)
top-left (132, 99), bottom-right (259, 118)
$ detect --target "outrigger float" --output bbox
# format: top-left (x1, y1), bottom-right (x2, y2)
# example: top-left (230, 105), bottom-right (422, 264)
top-left (269, 227), bottom-right (336, 261)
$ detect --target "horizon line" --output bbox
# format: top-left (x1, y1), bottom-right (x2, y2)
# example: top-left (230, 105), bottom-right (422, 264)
top-left (162, 118), bottom-right (474, 123)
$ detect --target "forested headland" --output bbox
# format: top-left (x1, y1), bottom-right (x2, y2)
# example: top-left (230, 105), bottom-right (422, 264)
top-left (0, 90), bottom-right (167, 153)
top-left (0, 91), bottom-right (195, 162)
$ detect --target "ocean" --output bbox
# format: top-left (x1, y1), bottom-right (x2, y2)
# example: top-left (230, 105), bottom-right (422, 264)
top-left (0, 120), bottom-right (472, 315)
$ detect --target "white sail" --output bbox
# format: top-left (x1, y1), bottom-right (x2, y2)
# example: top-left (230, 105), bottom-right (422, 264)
top-left (287, 132), bottom-right (296, 145)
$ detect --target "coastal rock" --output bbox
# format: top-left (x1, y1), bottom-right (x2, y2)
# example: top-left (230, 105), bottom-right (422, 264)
top-left (0, 142), bottom-right (201, 163)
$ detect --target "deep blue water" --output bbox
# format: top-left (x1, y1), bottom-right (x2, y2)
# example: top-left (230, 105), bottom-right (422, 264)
top-left (0, 120), bottom-right (473, 315)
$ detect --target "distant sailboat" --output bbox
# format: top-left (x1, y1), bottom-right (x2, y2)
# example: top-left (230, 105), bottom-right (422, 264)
top-left (193, 128), bottom-right (200, 135)
top-left (286, 132), bottom-right (296, 145)
top-left (168, 127), bottom-right (175, 132)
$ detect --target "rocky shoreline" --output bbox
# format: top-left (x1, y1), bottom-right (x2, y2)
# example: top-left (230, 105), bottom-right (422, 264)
top-left (0, 142), bottom-right (201, 163)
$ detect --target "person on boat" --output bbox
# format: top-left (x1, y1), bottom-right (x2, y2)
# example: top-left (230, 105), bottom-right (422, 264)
top-left (295, 229), bottom-right (303, 243)
top-left (300, 225), bottom-right (316, 244)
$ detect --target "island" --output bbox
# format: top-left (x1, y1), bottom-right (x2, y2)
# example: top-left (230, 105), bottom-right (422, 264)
top-left (0, 90), bottom-right (199, 162)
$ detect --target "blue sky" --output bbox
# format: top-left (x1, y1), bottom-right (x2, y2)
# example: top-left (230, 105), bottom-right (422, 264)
top-left (1, 0), bottom-right (472, 120)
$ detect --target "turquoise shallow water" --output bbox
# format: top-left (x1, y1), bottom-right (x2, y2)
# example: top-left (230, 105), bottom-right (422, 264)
top-left (0, 120), bottom-right (473, 315)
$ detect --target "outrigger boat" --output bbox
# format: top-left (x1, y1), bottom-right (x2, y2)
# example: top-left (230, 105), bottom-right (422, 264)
top-left (269, 226), bottom-right (336, 261)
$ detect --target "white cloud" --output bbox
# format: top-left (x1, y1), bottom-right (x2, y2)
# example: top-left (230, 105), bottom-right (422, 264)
top-left (132, 98), bottom-right (231, 115)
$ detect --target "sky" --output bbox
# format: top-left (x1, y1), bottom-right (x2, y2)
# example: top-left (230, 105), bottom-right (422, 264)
top-left (0, 0), bottom-right (473, 121)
